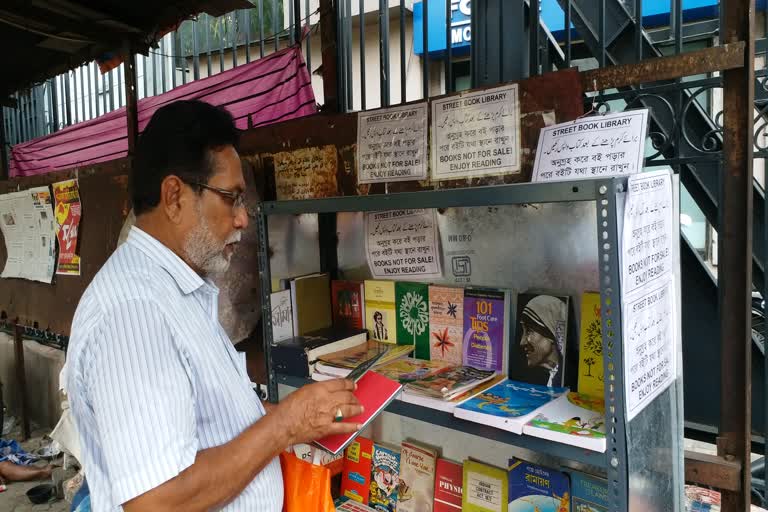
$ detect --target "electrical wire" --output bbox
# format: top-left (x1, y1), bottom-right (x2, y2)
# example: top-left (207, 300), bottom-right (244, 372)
top-left (0, 16), bottom-right (95, 44)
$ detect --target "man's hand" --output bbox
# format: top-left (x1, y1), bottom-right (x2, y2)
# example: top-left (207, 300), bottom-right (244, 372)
top-left (274, 379), bottom-right (363, 445)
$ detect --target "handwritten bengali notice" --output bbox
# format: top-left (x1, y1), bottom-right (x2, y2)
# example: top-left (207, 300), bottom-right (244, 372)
top-left (431, 84), bottom-right (521, 180)
top-left (357, 103), bottom-right (428, 183)
top-left (273, 145), bottom-right (338, 200)
top-left (532, 109), bottom-right (649, 182)
top-left (621, 169), bottom-right (677, 421)
top-left (365, 209), bottom-right (442, 279)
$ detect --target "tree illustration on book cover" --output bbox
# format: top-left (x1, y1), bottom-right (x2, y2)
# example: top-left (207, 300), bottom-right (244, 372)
top-left (400, 291), bottom-right (429, 345)
top-left (578, 292), bottom-right (605, 398)
top-left (582, 314), bottom-right (602, 379)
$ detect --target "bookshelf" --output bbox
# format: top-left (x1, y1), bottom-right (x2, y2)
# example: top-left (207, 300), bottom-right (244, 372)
top-left (256, 177), bottom-right (684, 511)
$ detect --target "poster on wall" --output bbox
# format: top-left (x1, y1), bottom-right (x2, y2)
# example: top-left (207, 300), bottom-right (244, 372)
top-left (273, 145), bottom-right (338, 200)
top-left (53, 179), bottom-right (82, 276)
top-left (357, 102), bottom-right (429, 184)
top-left (0, 187), bottom-right (56, 283)
top-left (532, 109), bottom-right (649, 182)
top-left (365, 209), bottom-right (442, 279)
top-left (620, 169), bottom-right (677, 421)
top-left (431, 83), bottom-right (521, 181)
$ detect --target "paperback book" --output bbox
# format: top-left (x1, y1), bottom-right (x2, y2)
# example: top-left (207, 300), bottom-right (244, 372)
top-left (577, 292), bottom-right (604, 398)
top-left (453, 379), bottom-right (566, 435)
top-left (270, 289), bottom-right (293, 343)
top-left (399, 375), bottom-right (506, 414)
top-left (271, 327), bottom-right (368, 378)
top-left (429, 285), bottom-right (465, 365)
top-left (571, 471), bottom-right (608, 512)
top-left (463, 288), bottom-right (510, 373)
top-left (507, 458), bottom-right (570, 512)
top-left (373, 358), bottom-right (453, 383)
top-left (340, 437), bottom-right (374, 504)
top-left (335, 497), bottom-right (378, 511)
top-left (404, 366), bottom-right (496, 400)
top-left (290, 273), bottom-right (333, 335)
top-left (398, 442), bottom-right (438, 512)
top-left (313, 342), bottom-right (414, 379)
top-left (333, 280), bottom-right (366, 330)
top-left (396, 282), bottom-right (431, 358)
top-left (523, 392), bottom-right (606, 452)
top-left (462, 459), bottom-right (508, 512)
top-left (433, 459), bottom-right (463, 511)
top-left (369, 443), bottom-right (401, 512)
top-left (365, 280), bottom-right (398, 344)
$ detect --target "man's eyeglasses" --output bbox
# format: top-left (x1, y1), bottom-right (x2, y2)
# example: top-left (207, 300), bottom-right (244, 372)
top-left (187, 181), bottom-right (252, 216)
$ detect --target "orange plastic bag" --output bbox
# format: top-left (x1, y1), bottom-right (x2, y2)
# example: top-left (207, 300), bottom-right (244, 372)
top-left (280, 451), bottom-right (335, 512)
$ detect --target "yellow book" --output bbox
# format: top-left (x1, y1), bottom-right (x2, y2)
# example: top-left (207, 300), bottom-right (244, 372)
top-left (365, 280), bottom-right (397, 344)
top-left (577, 292), bottom-right (604, 398)
top-left (462, 459), bottom-right (508, 512)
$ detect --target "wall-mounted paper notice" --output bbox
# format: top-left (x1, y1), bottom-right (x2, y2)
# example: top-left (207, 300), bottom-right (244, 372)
top-left (532, 109), bottom-right (649, 182)
top-left (0, 187), bottom-right (56, 283)
top-left (357, 102), bottom-right (428, 184)
top-left (365, 209), bottom-right (442, 279)
top-left (431, 84), bottom-right (521, 181)
top-left (273, 145), bottom-right (339, 200)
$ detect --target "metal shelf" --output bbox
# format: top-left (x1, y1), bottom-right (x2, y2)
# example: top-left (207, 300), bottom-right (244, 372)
top-left (277, 374), bottom-right (607, 468)
top-left (260, 180), bottom-right (605, 215)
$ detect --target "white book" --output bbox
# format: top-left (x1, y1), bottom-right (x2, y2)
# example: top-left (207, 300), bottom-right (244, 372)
top-left (522, 392), bottom-right (607, 452)
top-left (270, 289), bottom-right (294, 343)
top-left (313, 362), bottom-right (352, 378)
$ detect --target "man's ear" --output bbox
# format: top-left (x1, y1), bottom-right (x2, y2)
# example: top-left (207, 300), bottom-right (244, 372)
top-left (160, 175), bottom-right (188, 224)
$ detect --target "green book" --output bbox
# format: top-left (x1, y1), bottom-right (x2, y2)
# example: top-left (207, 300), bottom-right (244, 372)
top-left (462, 459), bottom-right (508, 512)
top-left (396, 282), bottom-right (431, 359)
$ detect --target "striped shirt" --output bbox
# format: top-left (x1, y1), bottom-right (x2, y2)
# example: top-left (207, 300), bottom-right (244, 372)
top-left (64, 227), bottom-right (283, 511)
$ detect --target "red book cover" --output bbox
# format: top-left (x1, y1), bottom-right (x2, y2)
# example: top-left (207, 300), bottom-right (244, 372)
top-left (315, 371), bottom-right (403, 455)
top-left (333, 280), bottom-right (366, 330)
top-left (434, 459), bottom-right (463, 511)
top-left (340, 437), bottom-right (374, 504)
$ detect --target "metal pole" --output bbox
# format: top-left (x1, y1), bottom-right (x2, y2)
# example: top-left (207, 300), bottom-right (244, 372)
top-left (245, 8), bottom-right (252, 63)
top-left (79, 66), bottom-right (86, 121)
top-left (305, 0), bottom-right (311, 73)
top-left (634, 0), bottom-right (642, 62)
top-left (360, 0), bottom-right (366, 110)
top-left (259, 0), bottom-right (266, 58)
top-left (379, 0), bottom-right (390, 107)
top-left (446, 0), bottom-right (453, 94)
top-left (124, 46), bottom-right (139, 158)
top-left (529, 0), bottom-right (539, 76)
top-left (193, 19), bottom-right (201, 80)
top-left (289, 0), bottom-right (295, 45)
top-left (91, 63), bottom-right (99, 116)
top-left (232, 13), bottom-right (239, 68)
top-left (719, 1), bottom-right (755, 511)
top-left (273, 0), bottom-right (279, 52)
top-left (345, 0), bottom-right (353, 109)
top-left (599, 0), bottom-right (606, 67)
top-left (422, 0), bottom-right (429, 99)
top-left (205, 14), bottom-right (213, 76)
top-left (64, 73), bottom-right (73, 125)
top-left (319, 0), bottom-right (339, 112)
top-left (565, 0), bottom-right (572, 66)
top-left (400, 0), bottom-right (406, 102)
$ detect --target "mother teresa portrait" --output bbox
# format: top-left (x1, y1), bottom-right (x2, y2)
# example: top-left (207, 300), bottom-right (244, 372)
top-left (518, 295), bottom-right (568, 387)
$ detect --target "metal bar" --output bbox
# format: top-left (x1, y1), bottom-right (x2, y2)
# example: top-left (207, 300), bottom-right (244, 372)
top-left (259, 0), bottom-right (265, 58)
top-left (152, 47), bottom-right (159, 95)
top-left (181, 26), bottom-right (189, 83)
top-left (273, 0), bottom-right (279, 52)
top-left (289, 0), bottom-right (295, 45)
top-left (205, 14), bottom-right (212, 77)
top-left (193, 18), bottom-right (201, 80)
top-left (232, 13), bottom-right (239, 68)
top-left (65, 73), bottom-right (73, 125)
top-left (220, 16), bottom-right (227, 72)
top-left (379, 0), bottom-right (390, 107)
top-left (580, 42), bottom-right (745, 92)
top-left (335, 0), bottom-right (345, 110)
top-left (13, 325), bottom-right (30, 441)
top-left (0, 106), bottom-right (7, 180)
top-left (49, 78), bottom-right (59, 132)
top-left (635, 0), bottom-right (642, 62)
top-left (245, 8), bottom-right (252, 63)
top-left (295, 0), bottom-right (303, 46)
top-left (422, 0), bottom-right (429, 99)
top-left (305, 0), bottom-right (311, 74)
top-left (29, 88), bottom-right (37, 138)
top-left (400, 0), bottom-right (405, 102)
top-left (79, 66), bottom-right (86, 121)
top-left (319, 0), bottom-right (339, 112)
top-left (718, 0), bottom-right (755, 510)
top-left (446, 0), bottom-right (452, 94)
top-left (345, 0), bottom-right (353, 109)
top-left (529, 0), bottom-right (540, 76)
top-left (101, 69), bottom-right (108, 114)
top-left (142, 55), bottom-right (148, 100)
top-left (599, 0), bottom-right (606, 67)
top-left (360, 0), bottom-right (366, 110)
top-left (124, 46), bottom-right (139, 158)
top-left (256, 211), bottom-right (277, 402)
top-left (161, 37), bottom-right (168, 94)
top-left (171, 31), bottom-right (178, 89)
top-left (117, 66), bottom-right (124, 107)
top-left (565, 0), bottom-right (572, 66)
top-left (89, 65), bottom-right (96, 121)
top-left (262, 181), bottom-right (601, 215)
top-left (674, 0), bottom-right (682, 55)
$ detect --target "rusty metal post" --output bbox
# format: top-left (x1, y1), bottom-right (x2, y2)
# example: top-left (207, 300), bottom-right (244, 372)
top-left (719, 1), bottom-right (755, 510)
top-left (123, 45), bottom-right (139, 158)
top-left (319, 0), bottom-right (339, 112)
top-left (13, 324), bottom-right (30, 441)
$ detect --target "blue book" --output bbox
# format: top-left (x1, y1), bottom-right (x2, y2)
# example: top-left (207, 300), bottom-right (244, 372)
top-left (507, 458), bottom-right (570, 512)
top-left (453, 378), bottom-right (567, 434)
top-left (571, 471), bottom-right (608, 512)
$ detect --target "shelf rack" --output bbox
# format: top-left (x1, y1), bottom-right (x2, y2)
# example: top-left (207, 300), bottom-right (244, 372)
top-left (256, 177), bottom-right (679, 511)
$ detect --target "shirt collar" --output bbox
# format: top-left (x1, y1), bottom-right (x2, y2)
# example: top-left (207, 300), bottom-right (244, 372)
top-left (126, 226), bottom-right (207, 295)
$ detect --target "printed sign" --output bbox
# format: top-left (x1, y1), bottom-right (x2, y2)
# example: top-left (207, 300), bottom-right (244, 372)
top-left (273, 145), bottom-right (338, 200)
top-left (357, 103), bottom-right (428, 183)
top-left (621, 169), bottom-right (677, 421)
top-left (532, 109), bottom-right (649, 182)
top-left (53, 179), bottom-right (82, 276)
top-left (365, 209), bottom-right (442, 279)
top-left (0, 187), bottom-right (56, 283)
top-left (431, 84), bottom-right (521, 180)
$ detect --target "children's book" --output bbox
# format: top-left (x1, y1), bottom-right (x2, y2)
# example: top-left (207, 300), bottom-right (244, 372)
top-left (507, 458), bottom-right (570, 512)
top-left (398, 441), bottom-right (438, 512)
top-left (462, 459), bottom-right (508, 512)
top-left (429, 285), bottom-right (464, 365)
top-left (270, 289), bottom-right (293, 343)
top-left (399, 375), bottom-right (506, 414)
top-left (433, 459), bottom-right (463, 511)
top-left (523, 392), bottom-right (606, 452)
top-left (463, 288), bottom-right (510, 373)
top-left (369, 443), bottom-right (401, 512)
top-left (314, 342), bottom-right (414, 378)
top-left (335, 496), bottom-right (378, 511)
top-left (333, 280), bottom-right (367, 330)
top-left (453, 379), bottom-right (566, 435)
top-left (571, 471), bottom-right (608, 512)
top-left (577, 292), bottom-right (604, 398)
top-left (365, 280), bottom-right (397, 344)
top-left (340, 437), bottom-right (374, 504)
top-left (404, 366), bottom-right (496, 400)
top-left (373, 358), bottom-right (453, 383)
top-left (396, 282), bottom-right (431, 358)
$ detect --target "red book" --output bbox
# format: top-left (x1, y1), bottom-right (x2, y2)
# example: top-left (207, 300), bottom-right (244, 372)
top-left (434, 459), bottom-right (463, 511)
top-left (315, 371), bottom-right (403, 455)
top-left (332, 280), bottom-right (366, 330)
top-left (340, 437), bottom-right (374, 504)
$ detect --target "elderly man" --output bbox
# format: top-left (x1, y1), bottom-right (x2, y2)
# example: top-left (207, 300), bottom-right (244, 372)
top-left (63, 100), bottom-right (362, 512)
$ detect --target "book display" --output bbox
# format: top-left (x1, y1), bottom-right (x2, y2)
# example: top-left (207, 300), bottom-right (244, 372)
top-left (256, 78), bottom-right (683, 511)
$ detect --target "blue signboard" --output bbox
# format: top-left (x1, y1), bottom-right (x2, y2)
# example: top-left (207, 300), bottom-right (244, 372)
top-left (413, 0), bottom-right (731, 57)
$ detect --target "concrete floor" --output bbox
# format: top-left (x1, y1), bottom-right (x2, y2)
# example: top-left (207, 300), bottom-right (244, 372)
top-left (2, 423), bottom-right (77, 512)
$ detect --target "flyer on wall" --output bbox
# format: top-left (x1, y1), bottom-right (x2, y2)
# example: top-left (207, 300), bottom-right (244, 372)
top-left (53, 178), bottom-right (83, 276)
top-left (0, 188), bottom-right (56, 283)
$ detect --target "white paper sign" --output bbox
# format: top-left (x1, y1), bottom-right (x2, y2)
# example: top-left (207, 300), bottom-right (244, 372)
top-left (365, 209), bottom-right (442, 279)
top-left (357, 103), bottom-right (428, 183)
top-left (532, 109), bottom-right (649, 182)
top-left (431, 84), bottom-right (521, 180)
top-left (621, 169), bottom-right (677, 421)
top-left (0, 187), bottom-right (56, 283)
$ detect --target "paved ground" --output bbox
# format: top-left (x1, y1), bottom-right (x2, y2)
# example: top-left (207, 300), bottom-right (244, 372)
top-left (2, 422), bottom-right (78, 512)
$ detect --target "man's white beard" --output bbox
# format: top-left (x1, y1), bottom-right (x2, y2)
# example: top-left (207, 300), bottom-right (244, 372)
top-left (183, 209), bottom-right (241, 276)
